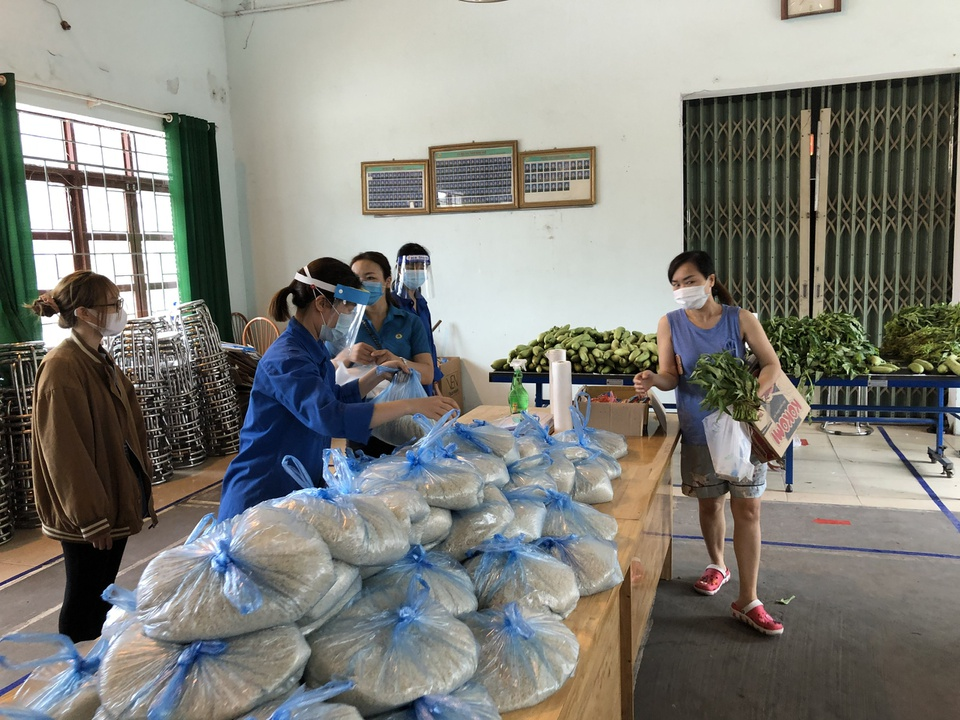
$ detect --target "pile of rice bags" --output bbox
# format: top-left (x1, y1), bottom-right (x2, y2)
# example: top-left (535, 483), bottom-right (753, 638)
top-left (502, 455), bottom-right (558, 494)
top-left (240, 680), bottom-right (361, 720)
top-left (542, 489), bottom-right (619, 541)
top-left (439, 486), bottom-right (515, 562)
top-left (442, 420), bottom-right (521, 465)
top-left (500, 485), bottom-right (549, 540)
top-left (369, 682), bottom-right (500, 720)
top-left (535, 535), bottom-right (623, 596)
top-left (462, 603), bottom-right (579, 713)
top-left (553, 396), bottom-right (629, 459)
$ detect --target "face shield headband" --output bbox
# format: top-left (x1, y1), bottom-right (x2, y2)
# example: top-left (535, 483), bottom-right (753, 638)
top-left (295, 267), bottom-right (372, 355)
top-left (394, 254), bottom-right (434, 299)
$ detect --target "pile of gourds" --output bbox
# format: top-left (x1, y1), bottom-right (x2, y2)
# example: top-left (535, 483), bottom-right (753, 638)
top-left (491, 325), bottom-right (657, 375)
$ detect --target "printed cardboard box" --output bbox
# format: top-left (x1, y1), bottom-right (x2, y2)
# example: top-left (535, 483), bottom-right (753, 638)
top-left (576, 385), bottom-right (649, 437)
top-left (438, 356), bottom-right (463, 409)
top-left (750, 369), bottom-right (810, 461)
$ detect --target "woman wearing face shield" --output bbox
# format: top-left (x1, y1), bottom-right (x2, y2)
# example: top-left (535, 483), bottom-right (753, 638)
top-left (28, 271), bottom-right (158, 642)
top-left (633, 251), bottom-right (784, 636)
top-left (217, 257), bottom-right (458, 520)
top-left (390, 244), bottom-right (443, 396)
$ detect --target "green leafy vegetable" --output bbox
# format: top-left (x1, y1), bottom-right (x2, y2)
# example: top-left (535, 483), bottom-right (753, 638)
top-left (880, 303), bottom-right (960, 366)
top-left (690, 352), bottom-right (761, 422)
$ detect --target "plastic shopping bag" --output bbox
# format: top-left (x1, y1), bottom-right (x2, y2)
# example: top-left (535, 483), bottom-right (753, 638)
top-left (702, 409), bottom-right (754, 481)
top-left (367, 682), bottom-right (500, 720)
top-left (240, 680), bottom-right (361, 720)
top-left (371, 368), bottom-right (429, 447)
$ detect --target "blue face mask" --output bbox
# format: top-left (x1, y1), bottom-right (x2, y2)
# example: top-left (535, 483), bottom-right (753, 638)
top-left (403, 270), bottom-right (427, 291)
top-left (362, 281), bottom-right (384, 304)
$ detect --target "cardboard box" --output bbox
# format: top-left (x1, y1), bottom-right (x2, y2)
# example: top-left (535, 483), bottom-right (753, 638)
top-left (750, 369), bottom-right (810, 461)
top-left (438, 356), bottom-right (463, 409)
top-left (576, 385), bottom-right (649, 437)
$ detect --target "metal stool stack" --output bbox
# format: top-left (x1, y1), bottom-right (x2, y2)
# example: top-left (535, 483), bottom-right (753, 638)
top-left (157, 329), bottom-right (206, 468)
top-left (110, 318), bottom-right (174, 485)
top-left (177, 300), bottom-right (241, 456)
top-left (0, 342), bottom-right (48, 529)
top-left (0, 421), bottom-right (12, 545)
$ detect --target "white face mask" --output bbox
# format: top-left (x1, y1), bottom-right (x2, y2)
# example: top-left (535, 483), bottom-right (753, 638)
top-left (89, 308), bottom-right (128, 337)
top-left (673, 283), bottom-right (711, 310)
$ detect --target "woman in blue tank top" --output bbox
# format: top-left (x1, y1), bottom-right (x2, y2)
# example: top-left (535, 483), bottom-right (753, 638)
top-left (634, 251), bottom-right (785, 636)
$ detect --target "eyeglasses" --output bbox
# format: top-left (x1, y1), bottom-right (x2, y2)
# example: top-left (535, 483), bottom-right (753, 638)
top-left (92, 298), bottom-right (124, 313)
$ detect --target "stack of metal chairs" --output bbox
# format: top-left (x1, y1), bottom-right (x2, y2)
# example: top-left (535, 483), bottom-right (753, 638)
top-left (0, 342), bottom-right (48, 536)
top-left (157, 328), bottom-right (206, 469)
top-left (0, 416), bottom-right (12, 546)
top-left (177, 300), bottom-right (242, 456)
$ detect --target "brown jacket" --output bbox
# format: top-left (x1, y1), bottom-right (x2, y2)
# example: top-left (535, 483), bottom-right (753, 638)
top-left (31, 334), bottom-right (158, 542)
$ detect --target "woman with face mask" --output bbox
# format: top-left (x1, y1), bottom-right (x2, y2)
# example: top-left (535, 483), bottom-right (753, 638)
top-left (390, 243), bottom-right (443, 396)
top-left (633, 251), bottom-right (785, 636)
top-left (218, 257), bottom-right (458, 519)
top-left (28, 270), bottom-right (158, 642)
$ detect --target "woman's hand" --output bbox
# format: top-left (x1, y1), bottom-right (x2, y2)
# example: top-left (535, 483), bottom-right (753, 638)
top-left (411, 395), bottom-right (459, 420)
top-left (346, 342), bottom-right (378, 366)
top-left (378, 358), bottom-right (411, 374)
top-left (89, 528), bottom-right (113, 551)
top-left (633, 370), bottom-right (655, 398)
top-left (371, 348), bottom-right (402, 366)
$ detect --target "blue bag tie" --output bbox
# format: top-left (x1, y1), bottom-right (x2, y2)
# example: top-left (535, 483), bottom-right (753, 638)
top-left (0, 633), bottom-right (105, 677)
top-left (252, 678), bottom-right (356, 720)
top-left (282, 455), bottom-right (318, 490)
top-left (501, 602), bottom-right (536, 640)
top-left (207, 528), bottom-right (264, 616)
top-left (101, 583), bottom-right (138, 612)
top-left (465, 533), bottom-right (527, 559)
top-left (185, 513), bottom-right (217, 544)
top-left (451, 422), bottom-right (493, 454)
top-left (146, 640), bottom-right (228, 720)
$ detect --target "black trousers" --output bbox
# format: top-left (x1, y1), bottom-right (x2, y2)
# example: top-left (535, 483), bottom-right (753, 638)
top-left (59, 537), bottom-right (127, 643)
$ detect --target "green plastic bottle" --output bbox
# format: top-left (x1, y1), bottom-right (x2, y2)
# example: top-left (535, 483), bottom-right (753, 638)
top-left (508, 359), bottom-right (529, 414)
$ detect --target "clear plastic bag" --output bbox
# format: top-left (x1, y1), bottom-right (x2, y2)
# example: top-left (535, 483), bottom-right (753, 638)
top-left (535, 534), bottom-right (623, 596)
top-left (464, 535), bottom-right (579, 619)
top-left (442, 420), bottom-right (521, 465)
top-left (0, 633), bottom-right (104, 720)
top-left (500, 485), bottom-right (549, 541)
top-left (553, 395), bottom-right (629, 459)
top-left (371, 368), bottom-right (429, 447)
top-left (271, 454), bottom-right (411, 567)
top-left (367, 682), bottom-right (500, 720)
top-left (410, 507), bottom-right (453, 548)
top-left (136, 506), bottom-right (335, 642)
top-left (239, 680), bottom-right (362, 720)
top-left (564, 446), bottom-right (614, 505)
top-left (354, 545), bottom-right (477, 618)
top-left (502, 455), bottom-right (558, 494)
top-left (297, 561), bottom-right (362, 635)
top-left (438, 486), bottom-right (515, 562)
top-left (98, 623), bottom-right (310, 720)
top-left (702, 409), bottom-right (755, 481)
top-left (304, 580), bottom-right (479, 717)
top-left (461, 603), bottom-right (579, 713)
top-left (413, 417), bottom-right (509, 489)
top-left (511, 413), bottom-right (576, 493)
top-left (542, 489), bottom-right (618, 542)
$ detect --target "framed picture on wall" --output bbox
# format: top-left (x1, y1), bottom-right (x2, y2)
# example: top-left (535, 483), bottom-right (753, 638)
top-left (428, 141), bottom-right (519, 212)
top-left (361, 160), bottom-right (430, 215)
top-left (519, 147), bottom-right (596, 209)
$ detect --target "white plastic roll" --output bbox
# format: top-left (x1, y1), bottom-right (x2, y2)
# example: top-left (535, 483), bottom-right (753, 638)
top-left (550, 360), bottom-right (573, 432)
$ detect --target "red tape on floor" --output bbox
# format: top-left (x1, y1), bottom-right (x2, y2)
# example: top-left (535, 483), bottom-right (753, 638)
top-left (814, 518), bottom-right (852, 525)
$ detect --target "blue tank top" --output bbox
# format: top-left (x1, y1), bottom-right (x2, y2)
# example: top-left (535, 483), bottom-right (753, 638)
top-left (667, 305), bottom-right (745, 445)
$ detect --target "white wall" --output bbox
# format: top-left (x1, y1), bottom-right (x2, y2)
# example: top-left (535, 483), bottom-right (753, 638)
top-left (222, 0), bottom-right (960, 409)
top-left (0, 0), bottom-right (251, 314)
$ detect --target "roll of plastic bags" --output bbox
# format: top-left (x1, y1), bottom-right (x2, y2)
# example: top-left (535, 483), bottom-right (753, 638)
top-left (297, 561), bottom-right (362, 635)
top-left (371, 368), bottom-right (430, 447)
top-left (270, 454), bottom-right (410, 567)
top-left (443, 420), bottom-right (520, 465)
top-left (500, 486), bottom-right (548, 541)
top-left (502, 455), bottom-right (558, 494)
top-left (367, 682), bottom-right (501, 720)
top-left (462, 603), bottom-right (579, 713)
top-left (239, 680), bottom-right (362, 720)
top-left (98, 623), bottom-right (310, 720)
top-left (0, 634), bottom-right (104, 720)
top-left (304, 580), bottom-right (479, 717)
top-left (410, 507), bottom-right (452, 548)
top-left (136, 506), bottom-right (335, 643)
top-left (361, 546), bottom-right (477, 618)
top-left (554, 401), bottom-right (628, 462)
top-left (464, 535), bottom-right (579, 619)
top-left (535, 535), bottom-right (623, 596)
top-left (438, 486), bottom-right (515, 562)
top-left (542, 489), bottom-right (618, 542)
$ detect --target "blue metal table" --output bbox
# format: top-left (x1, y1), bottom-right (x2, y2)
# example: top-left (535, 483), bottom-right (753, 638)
top-left (488, 370), bottom-right (637, 407)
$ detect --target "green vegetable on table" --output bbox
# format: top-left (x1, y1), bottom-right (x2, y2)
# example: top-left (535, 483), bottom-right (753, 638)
top-left (690, 352), bottom-right (762, 423)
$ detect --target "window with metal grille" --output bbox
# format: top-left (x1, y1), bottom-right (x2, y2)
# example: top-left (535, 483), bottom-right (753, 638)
top-left (19, 108), bottom-right (179, 346)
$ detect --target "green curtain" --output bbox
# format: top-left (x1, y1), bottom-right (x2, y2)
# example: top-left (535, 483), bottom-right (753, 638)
top-left (0, 73), bottom-right (41, 344)
top-left (164, 113), bottom-right (233, 341)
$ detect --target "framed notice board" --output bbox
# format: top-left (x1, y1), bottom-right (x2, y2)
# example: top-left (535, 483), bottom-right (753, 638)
top-left (429, 141), bottom-right (519, 213)
top-left (519, 147), bottom-right (596, 208)
top-left (361, 160), bottom-right (429, 215)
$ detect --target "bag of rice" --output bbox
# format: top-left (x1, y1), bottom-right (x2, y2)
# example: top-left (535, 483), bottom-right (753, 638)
top-left (361, 546), bottom-right (477, 617)
top-left (461, 603), bottom-right (578, 713)
top-left (304, 580), bottom-right (479, 716)
top-left (297, 561), bottom-right (362, 635)
top-left (100, 585), bottom-right (138, 646)
top-left (0, 633), bottom-right (103, 720)
top-left (511, 413), bottom-right (576, 493)
top-left (412, 417), bottom-right (509, 490)
top-left (463, 535), bottom-right (578, 618)
top-left (553, 400), bottom-right (628, 460)
top-left (270, 454), bottom-right (411, 567)
top-left (535, 535), bottom-right (623, 596)
top-left (443, 420), bottom-right (520, 465)
top-left (542, 489), bottom-right (618, 542)
top-left (500, 486), bottom-right (548, 541)
top-left (98, 623), bottom-right (309, 720)
top-left (438, 486), bottom-right (515, 562)
top-left (410, 507), bottom-right (452, 548)
top-left (239, 680), bottom-right (361, 720)
top-left (566, 447), bottom-right (614, 505)
top-left (343, 449), bottom-right (431, 526)
top-left (370, 368), bottom-right (430, 447)
top-left (367, 682), bottom-right (500, 720)
top-left (136, 506), bottom-right (335, 643)
top-left (502, 455), bottom-right (557, 494)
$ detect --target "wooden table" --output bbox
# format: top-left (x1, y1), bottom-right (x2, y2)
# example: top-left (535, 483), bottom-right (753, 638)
top-left (458, 406), bottom-right (680, 720)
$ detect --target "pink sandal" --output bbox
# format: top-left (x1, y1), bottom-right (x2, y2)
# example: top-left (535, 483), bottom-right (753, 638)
top-left (693, 564), bottom-right (731, 596)
top-left (731, 599), bottom-right (784, 636)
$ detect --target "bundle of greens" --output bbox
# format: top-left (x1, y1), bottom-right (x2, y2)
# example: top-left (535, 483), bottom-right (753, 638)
top-left (690, 352), bottom-right (761, 422)
top-left (880, 303), bottom-right (960, 366)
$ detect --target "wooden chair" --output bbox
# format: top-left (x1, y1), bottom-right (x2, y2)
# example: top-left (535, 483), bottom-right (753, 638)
top-left (241, 316), bottom-right (280, 356)
top-left (231, 312), bottom-right (248, 344)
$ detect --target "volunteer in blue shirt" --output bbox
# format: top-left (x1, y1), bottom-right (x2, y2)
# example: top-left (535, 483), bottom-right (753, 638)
top-left (633, 250), bottom-right (784, 636)
top-left (391, 244), bottom-right (443, 395)
top-left (218, 257), bottom-right (458, 520)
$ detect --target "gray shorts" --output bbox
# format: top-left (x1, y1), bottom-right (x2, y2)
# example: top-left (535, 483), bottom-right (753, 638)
top-left (680, 443), bottom-right (767, 499)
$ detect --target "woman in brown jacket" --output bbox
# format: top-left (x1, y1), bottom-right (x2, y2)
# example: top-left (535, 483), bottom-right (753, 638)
top-left (29, 270), bottom-right (157, 642)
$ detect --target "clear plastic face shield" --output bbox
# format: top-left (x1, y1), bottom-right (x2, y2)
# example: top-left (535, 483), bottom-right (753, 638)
top-left (394, 254), bottom-right (434, 299)
top-left (294, 268), bottom-right (373, 356)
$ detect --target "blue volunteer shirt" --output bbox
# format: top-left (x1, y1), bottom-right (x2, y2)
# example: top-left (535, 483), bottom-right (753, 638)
top-left (390, 290), bottom-right (443, 389)
top-left (356, 302), bottom-right (431, 364)
top-left (218, 317), bottom-right (374, 520)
